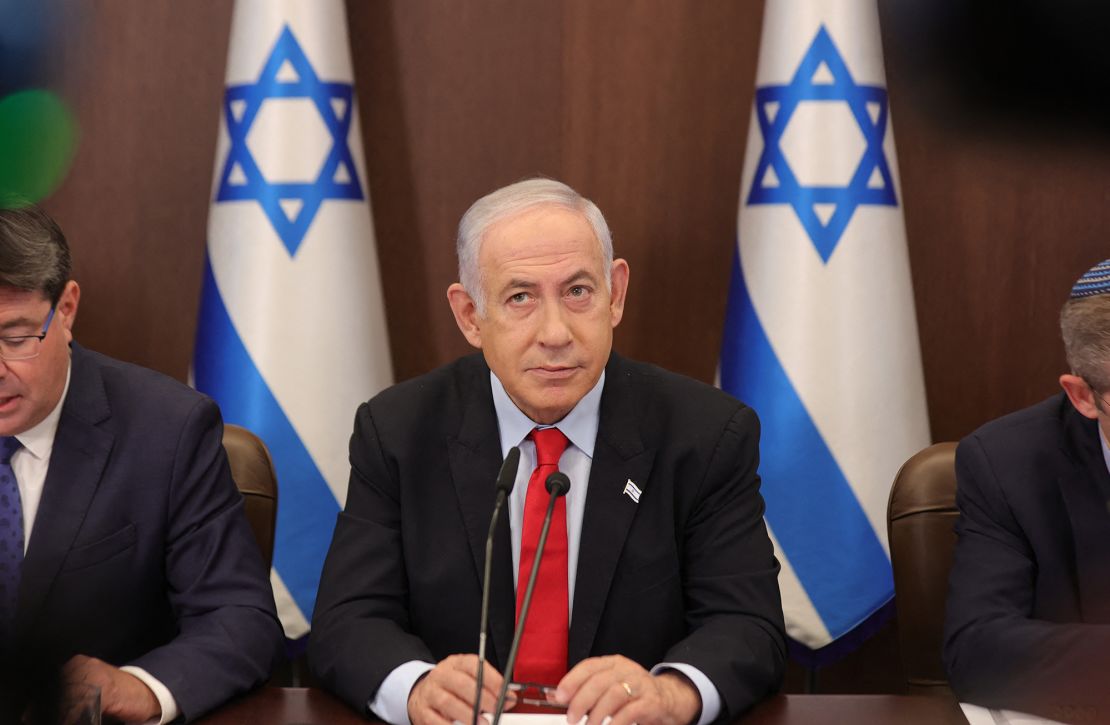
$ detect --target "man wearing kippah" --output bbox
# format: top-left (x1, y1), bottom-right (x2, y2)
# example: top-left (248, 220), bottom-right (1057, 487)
top-left (945, 259), bottom-right (1110, 720)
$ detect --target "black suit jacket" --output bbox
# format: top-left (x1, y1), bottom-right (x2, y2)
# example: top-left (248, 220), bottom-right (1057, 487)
top-left (310, 353), bottom-right (785, 721)
top-left (945, 393), bottom-right (1110, 721)
top-left (8, 344), bottom-right (282, 721)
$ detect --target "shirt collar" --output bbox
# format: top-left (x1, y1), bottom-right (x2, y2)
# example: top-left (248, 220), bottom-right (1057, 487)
top-left (15, 360), bottom-right (72, 461)
top-left (490, 369), bottom-right (604, 459)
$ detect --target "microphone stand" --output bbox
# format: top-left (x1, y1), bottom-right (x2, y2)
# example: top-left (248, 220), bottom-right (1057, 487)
top-left (472, 447), bottom-right (520, 725)
top-left (491, 472), bottom-right (570, 725)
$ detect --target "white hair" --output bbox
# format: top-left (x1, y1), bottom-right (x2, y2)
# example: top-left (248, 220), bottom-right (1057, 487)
top-left (456, 178), bottom-right (613, 315)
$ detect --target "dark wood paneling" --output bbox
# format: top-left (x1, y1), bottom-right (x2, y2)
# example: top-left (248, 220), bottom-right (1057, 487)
top-left (559, 1), bottom-right (763, 382)
top-left (351, 1), bottom-right (763, 383)
top-left (349, 0), bottom-right (565, 379)
top-left (880, 2), bottom-right (1110, 442)
top-left (44, 3), bottom-right (233, 381)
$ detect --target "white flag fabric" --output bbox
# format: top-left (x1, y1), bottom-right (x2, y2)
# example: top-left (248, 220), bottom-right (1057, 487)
top-left (719, 0), bottom-right (929, 652)
top-left (193, 0), bottom-right (393, 638)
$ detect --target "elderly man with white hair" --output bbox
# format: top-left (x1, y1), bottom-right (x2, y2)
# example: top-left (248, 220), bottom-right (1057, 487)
top-left (310, 178), bottom-right (786, 725)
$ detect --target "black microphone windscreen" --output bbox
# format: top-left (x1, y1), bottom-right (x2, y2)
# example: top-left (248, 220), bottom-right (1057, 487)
top-left (496, 447), bottom-right (521, 494)
top-left (544, 471), bottom-right (570, 497)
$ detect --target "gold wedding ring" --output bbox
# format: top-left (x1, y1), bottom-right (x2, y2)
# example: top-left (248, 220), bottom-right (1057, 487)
top-left (621, 681), bottom-right (635, 698)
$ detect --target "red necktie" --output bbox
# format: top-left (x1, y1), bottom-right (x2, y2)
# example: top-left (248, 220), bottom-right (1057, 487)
top-left (514, 427), bottom-right (570, 687)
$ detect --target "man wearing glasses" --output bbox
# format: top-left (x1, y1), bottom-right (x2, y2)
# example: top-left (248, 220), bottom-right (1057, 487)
top-left (945, 259), bottom-right (1110, 720)
top-left (0, 204), bottom-right (282, 722)
top-left (310, 179), bottom-right (785, 725)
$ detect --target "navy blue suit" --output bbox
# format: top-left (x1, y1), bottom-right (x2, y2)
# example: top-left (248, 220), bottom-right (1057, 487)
top-left (310, 353), bottom-right (785, 721)
top-left (12, 344), bottom-right (282, 721)
top-left (945, 393), bottom-right (1110, 721)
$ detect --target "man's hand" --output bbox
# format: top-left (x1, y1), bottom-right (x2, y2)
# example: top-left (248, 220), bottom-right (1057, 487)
top-left (63, 656), bottom-right (161, 723)
top-left (407, 654), bottom-right (510, 725)
top-left (555, 655), bottom-right (701, 725)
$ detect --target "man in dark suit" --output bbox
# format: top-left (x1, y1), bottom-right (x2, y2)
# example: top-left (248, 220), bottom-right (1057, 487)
top-left (945, 259), bottom-right (1110, 721)
top-left (310, 179), bottom-right (785, 724)
top-left (0, 204), bottom-right (282, 722)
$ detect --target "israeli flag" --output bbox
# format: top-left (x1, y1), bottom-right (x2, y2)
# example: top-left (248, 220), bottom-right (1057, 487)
top-left (193, 0), bottom-right (393, 638)
top-left (719, 0), bottom-right (929, 653)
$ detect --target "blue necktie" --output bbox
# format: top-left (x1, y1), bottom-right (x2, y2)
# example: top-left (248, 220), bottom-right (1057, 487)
top-left (0, 437), bottom-right (23, 627)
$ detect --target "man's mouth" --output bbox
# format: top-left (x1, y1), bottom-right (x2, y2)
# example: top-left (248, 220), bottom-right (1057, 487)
top-left (529, 365), bottom-right (578, 380)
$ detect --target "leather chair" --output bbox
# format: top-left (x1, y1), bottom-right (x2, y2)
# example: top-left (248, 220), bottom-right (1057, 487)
top-left (887, 441), bottom-right (959, 695)
top-left (222, 424), bottom-right (278, 568)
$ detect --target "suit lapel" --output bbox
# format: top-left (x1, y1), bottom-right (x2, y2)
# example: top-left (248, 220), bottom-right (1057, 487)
top-left (1057, 401), bottom-right (1110, 623)
top-left (18, 345), bottom-right (113, 630)
top-left (569, 356), bottom-right (655, 665)
top-left (445, 362), bottom-right (516, 669)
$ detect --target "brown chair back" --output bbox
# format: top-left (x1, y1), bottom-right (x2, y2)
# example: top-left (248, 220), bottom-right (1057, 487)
top-left (222, 424), bottom-right (278, 568)
top-left (887, 441), bottom-right (959, 693)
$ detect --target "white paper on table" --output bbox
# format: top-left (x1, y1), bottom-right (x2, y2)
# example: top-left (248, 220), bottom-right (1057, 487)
top-left (961, 702), bottom-right (1068, 725)
top-left (479, 715), bottom-right (575, 724)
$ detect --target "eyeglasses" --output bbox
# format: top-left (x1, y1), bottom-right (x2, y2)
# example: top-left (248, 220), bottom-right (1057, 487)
top-left (0, 307), bottom-right (56, 361)
top-left (506, 681), bottom-right (565, 710)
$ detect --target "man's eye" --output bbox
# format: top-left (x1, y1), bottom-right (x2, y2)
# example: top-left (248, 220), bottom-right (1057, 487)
top-left (568, 286), bottom-right (589, 298)
top-left (509, 292), bottom-right (530, 304)
top-left (0, 336), bottom-right (33, 352)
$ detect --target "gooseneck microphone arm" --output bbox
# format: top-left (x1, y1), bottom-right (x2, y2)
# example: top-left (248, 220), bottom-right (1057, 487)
top-left (491, 471), bottom-right (571, 725)
top-left (472, 447), bottom-right (520, 725)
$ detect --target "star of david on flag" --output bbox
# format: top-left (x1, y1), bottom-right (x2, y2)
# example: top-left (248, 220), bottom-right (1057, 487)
top-left (719, 0), bottom-right (929, 662)
top-left (216, 24), bottom-right (364, 256)
top-left (195, 0), bottom-right (393, 640)
top-left (747, 25), bottom-right (897, 263)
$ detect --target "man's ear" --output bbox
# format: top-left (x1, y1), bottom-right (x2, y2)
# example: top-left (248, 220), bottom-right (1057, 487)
top-left (447, 283), bottom-right (483, 349)
top-left (608, 258), bottom-right (630, 328)
top-left (1061, 373), bottom-right (1100, 419)
top-left (56, 280), bottom-right (80, 342)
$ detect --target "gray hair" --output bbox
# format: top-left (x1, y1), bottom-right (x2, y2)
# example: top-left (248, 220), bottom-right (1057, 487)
top-left (1061, 293), bottom-right (1110, 394)
top-left (0, 202), bottom-right (71, 304)
top-left (457, 178), bottom-right (613, 315)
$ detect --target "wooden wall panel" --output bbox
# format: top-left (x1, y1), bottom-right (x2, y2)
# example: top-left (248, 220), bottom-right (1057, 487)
top-left (348, 0), bottom-right (565, 378)
top-left (880, 4), bottom-right (1110, 443)
top-left (351, 1), bottom-right (763, 383)
top-left (559, 1), bottom-right (762, 382)
top-left (44, 3), bottom-right (233, 381)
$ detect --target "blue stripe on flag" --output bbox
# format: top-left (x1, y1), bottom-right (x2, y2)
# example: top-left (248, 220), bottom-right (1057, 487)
top-left (719, 249), bottom-right (892, 638)
top-left (194, 255), bottom-right (340, 622)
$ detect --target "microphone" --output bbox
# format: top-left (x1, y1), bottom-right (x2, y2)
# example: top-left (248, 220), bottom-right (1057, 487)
top-left (492, 471), bottom-right (571, 724)
top-left (472, 447), bottom-right (521, 725)
top-left (544, 471), bottom-right (571, 497)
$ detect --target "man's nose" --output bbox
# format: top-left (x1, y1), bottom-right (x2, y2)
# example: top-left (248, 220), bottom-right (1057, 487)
top-left (537, 301), bottom-right (573, 347)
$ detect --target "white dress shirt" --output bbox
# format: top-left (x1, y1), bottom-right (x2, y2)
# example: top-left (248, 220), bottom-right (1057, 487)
top-left (10, 365), bottom-right (71, 551)
top-left (370, 371), bottom-right (721, 725)
top-left (10, 361), bottom-right (178, 725)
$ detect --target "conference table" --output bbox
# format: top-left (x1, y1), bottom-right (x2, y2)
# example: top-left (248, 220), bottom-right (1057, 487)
top-left (195, 687), bottom-right (970, 724)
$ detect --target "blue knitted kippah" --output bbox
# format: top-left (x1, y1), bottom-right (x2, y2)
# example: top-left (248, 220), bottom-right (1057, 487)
top-left (1070, 259), bottom-right (1110, 299)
